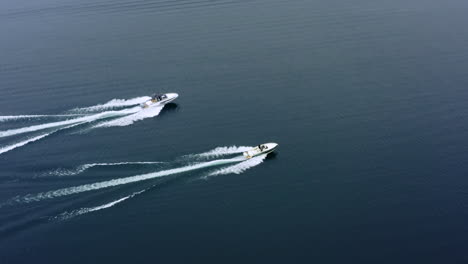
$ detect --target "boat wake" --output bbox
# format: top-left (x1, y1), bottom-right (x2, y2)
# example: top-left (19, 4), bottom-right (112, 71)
top-left (0, 123), bottom-right (84, 155)
top-left (94, 105), bottom-right (164, 127)
top-left (0, 96), bottom-right (165, 155)
top-left (69, 96), bottom-right (151, 113)
top-left (207, 154), bottom-right (267, 177)
top-left (15, 157), bottom-right (245, 204)
top-left (0, 145), bottom-right (270, 222)
top-left (192, 146), bottom-right (252, 159)
top-left (43, 161), bottom-right (165, 177)
top-left (0, 114), bottom-right (84, 122)
top-left (52, 188), bottom-right (148, 221)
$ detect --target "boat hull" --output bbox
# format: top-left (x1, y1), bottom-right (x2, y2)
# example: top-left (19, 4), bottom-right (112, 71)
top-left (243, 143), bottom-right (278, 159)
top-left (142, 93), bottom-right (178, 108)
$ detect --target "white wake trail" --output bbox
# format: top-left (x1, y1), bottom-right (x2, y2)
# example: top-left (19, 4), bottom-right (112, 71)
top-left (0, 123), bottom-right (84, 156)
top-left (0, 109), bottom-right (136, 138)
top-left (194, 146), bottom-right (252, 158)
top-left (0, 133), bottom-right (51, 155)
top-left (70, 96), bottom-right (151, 113)
top-left (208, 154), bottom-right (267, 177)
top-left (51, 155), bottom-right (269, 219)
top-left (53, 189), bottom-right (147, 221)
top-left (0, 114), bottom-right (84, 122)
top-left (94, 105), bottom-right (164, 128)
top-left (45, 161), bottom-right (164, 177)
top-left (16, 157), bottom-right (246, 203)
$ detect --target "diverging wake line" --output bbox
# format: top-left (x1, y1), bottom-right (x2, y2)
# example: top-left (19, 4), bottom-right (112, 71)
top-left (0, 108), bottom-right (136, 138)
top-left (0, 145), bottom-right (270, 220)
top-left (15, 156), bottom-right (247, 204)
top-left (44, 161), bottom-right (165, 177)
top-left (0, 114), bottom-right (85, 122)
top-left (50, 154), bottom-right (268, 220)
top-left (53, 188), bottom-right (148, 221)
top-left (0, 123), bottom-right (85, 155)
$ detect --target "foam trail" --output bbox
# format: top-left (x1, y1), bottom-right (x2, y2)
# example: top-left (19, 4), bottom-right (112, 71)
top-left (0, 123), bottom-right (83, 155)
top-left (15, 157), bottom-right (246, 204)
top-left (0, 114), bottom-right (84, 122)
top-left (208, 154), bottom-right (267, 177)
top-left (0, 133), bottom-right (51, 155)
top-left (53, 189), bottom-right (147, 221)
top-left (94, 105), bottom-right (164, 128)
top-left (195, 146), bottom-right (252, 158)
top-left (71, 96), bottom-right (151, 113)
top-left (0, 109), bottom-right (136, 138)
top-left (45, 161), bottom-right (164, 177)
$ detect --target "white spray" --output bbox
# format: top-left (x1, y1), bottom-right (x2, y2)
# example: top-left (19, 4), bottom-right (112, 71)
top-left (94, 105), bottom-right (164, 128)
top-left (208, 154), bottom-right (267, 177)
top-left (192, 146), bottom-right (252, 158)
top-left (70, 96), bottom-right (151, 113)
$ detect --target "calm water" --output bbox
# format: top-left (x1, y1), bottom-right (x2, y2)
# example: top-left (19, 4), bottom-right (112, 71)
top-left (1, 0), bottom-right (468, 262)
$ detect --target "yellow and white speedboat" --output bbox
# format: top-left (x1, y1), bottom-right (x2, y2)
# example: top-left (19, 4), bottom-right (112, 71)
top-left (243, 143), bottom-right (278, 159)
top-left (141, 93), bottom-right (178, 108)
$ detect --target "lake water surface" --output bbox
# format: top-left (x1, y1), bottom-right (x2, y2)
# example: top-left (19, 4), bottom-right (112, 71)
top-left (1, 0), bottom-right (468, 263)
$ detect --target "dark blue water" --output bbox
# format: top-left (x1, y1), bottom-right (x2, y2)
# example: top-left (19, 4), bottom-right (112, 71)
top-left (2, 0), bottom-right (468, 262)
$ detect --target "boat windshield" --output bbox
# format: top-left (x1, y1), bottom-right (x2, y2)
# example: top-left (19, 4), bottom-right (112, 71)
top-left (152, 94), bottom-right (167, 101)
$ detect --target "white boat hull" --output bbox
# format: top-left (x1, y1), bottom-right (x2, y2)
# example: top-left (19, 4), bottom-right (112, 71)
top-left (142, 93), bottom-right (178, 108)
top-left (243, 143), bottom-right (278, 159)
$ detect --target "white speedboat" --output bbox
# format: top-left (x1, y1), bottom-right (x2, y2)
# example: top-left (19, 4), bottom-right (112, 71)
top-left (141, 93), bottom-right (178, 108)
top-left (243, 143), bottom-right (278, 159)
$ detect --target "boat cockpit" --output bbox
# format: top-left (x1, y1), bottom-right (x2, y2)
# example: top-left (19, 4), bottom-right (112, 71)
top-left (151, 94), bottom-right (168, 102)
